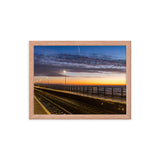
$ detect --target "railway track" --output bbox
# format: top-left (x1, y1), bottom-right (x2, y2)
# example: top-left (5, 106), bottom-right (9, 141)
top-left (34, 87), bottom-right (125, 114)
top-left (35, 88), bottom-right (97, 114)
top-left (35, 90), bottom-right (72, 114)
top-left (35, 89), bottom-right (90, 114)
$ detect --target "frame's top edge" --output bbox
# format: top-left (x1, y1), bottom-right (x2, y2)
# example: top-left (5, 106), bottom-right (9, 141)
top-left (29, 41), bottom-right (131, 46)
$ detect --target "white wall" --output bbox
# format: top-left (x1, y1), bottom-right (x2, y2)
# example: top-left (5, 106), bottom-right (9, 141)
top-left (0, 0), bottom-right (160, 160)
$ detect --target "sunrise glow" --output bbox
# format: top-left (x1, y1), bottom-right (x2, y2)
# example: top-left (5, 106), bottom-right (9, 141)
top-left (34, 46), bottom-right (126, 86)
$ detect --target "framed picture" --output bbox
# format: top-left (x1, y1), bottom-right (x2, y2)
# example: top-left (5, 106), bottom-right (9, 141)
top-left (29, 41), bottom-right (131, 119)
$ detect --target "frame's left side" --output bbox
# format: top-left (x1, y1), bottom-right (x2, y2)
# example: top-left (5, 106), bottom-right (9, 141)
top-left (29, 42), bottom-right (34, 119)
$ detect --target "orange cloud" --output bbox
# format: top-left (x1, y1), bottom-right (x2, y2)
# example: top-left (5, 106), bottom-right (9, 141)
top-left (34, 76), bottom-right (126, 86)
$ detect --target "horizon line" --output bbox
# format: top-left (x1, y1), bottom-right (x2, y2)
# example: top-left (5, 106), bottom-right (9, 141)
top-left (34, 83), bottom-right (126, 86)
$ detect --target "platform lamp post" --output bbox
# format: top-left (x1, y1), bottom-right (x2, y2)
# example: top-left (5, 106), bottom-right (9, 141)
top-left (39, 79), bottom-right (41, 85)
top-left (63, 70), bottom-right (66, 90)
top-left (46, 77), bottom-right (49, 87)
top-left (37, 79), bottom-right (40, 86)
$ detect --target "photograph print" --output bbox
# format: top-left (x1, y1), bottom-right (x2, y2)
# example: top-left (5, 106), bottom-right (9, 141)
top-left (29, 41), bottom-right (131, 119)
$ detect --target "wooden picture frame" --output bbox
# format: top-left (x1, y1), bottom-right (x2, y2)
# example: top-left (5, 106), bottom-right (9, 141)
top-left (29, 41), bottom-right (131, 119)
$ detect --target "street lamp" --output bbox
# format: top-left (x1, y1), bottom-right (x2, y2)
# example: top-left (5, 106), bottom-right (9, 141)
top-left (63, 70), bottom-right (66, 89)
top-left (46, 77), bottom-right (49, 87)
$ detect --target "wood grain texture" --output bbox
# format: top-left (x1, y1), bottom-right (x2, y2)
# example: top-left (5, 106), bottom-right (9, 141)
top-left (29, 41), bottom-right (131, 119)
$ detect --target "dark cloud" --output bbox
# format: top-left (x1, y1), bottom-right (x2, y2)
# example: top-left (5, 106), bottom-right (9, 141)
top-left (55, 54), bottom-right (126, 67)
top-left (34, 64), bottom-right (64, 77)
top-left (35, 53), bottom-right (126, 67)
top-left (34, 63), bottom-right (126, 77)
top-left (34, 53), bottom-right (126, 76)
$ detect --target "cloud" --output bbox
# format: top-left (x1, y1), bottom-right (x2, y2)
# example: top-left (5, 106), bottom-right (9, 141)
top-left (34, 53), bottom-right (126, 76)
top-left (34, 64), bottom-right (64, 76)
top-left (35, 53), bottom-right (125, 65)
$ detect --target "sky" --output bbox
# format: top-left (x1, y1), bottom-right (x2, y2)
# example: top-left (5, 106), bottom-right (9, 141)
top-left (34, 46), bottom-right (126, 85)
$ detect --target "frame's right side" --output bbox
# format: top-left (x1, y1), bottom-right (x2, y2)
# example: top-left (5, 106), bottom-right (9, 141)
top-left (126, 41), bottom-right (131, 119)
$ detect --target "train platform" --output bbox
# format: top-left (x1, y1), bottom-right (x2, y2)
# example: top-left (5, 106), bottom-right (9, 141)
top-left (34, 96), bottom-right (49, 114)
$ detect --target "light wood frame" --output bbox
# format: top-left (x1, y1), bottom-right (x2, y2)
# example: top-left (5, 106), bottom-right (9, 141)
top-left (29, 41), bottom-right (131, 119)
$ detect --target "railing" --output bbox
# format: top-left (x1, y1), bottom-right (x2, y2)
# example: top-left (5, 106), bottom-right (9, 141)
top-left (35, 83), bottom-right (126, 98)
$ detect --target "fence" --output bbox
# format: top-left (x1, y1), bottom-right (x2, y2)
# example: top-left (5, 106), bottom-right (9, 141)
top-left (35, 83), bottom-right (126, 98)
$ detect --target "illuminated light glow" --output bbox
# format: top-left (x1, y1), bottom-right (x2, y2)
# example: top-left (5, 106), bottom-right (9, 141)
top-left (34, 76), bottom-right (126, 86)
